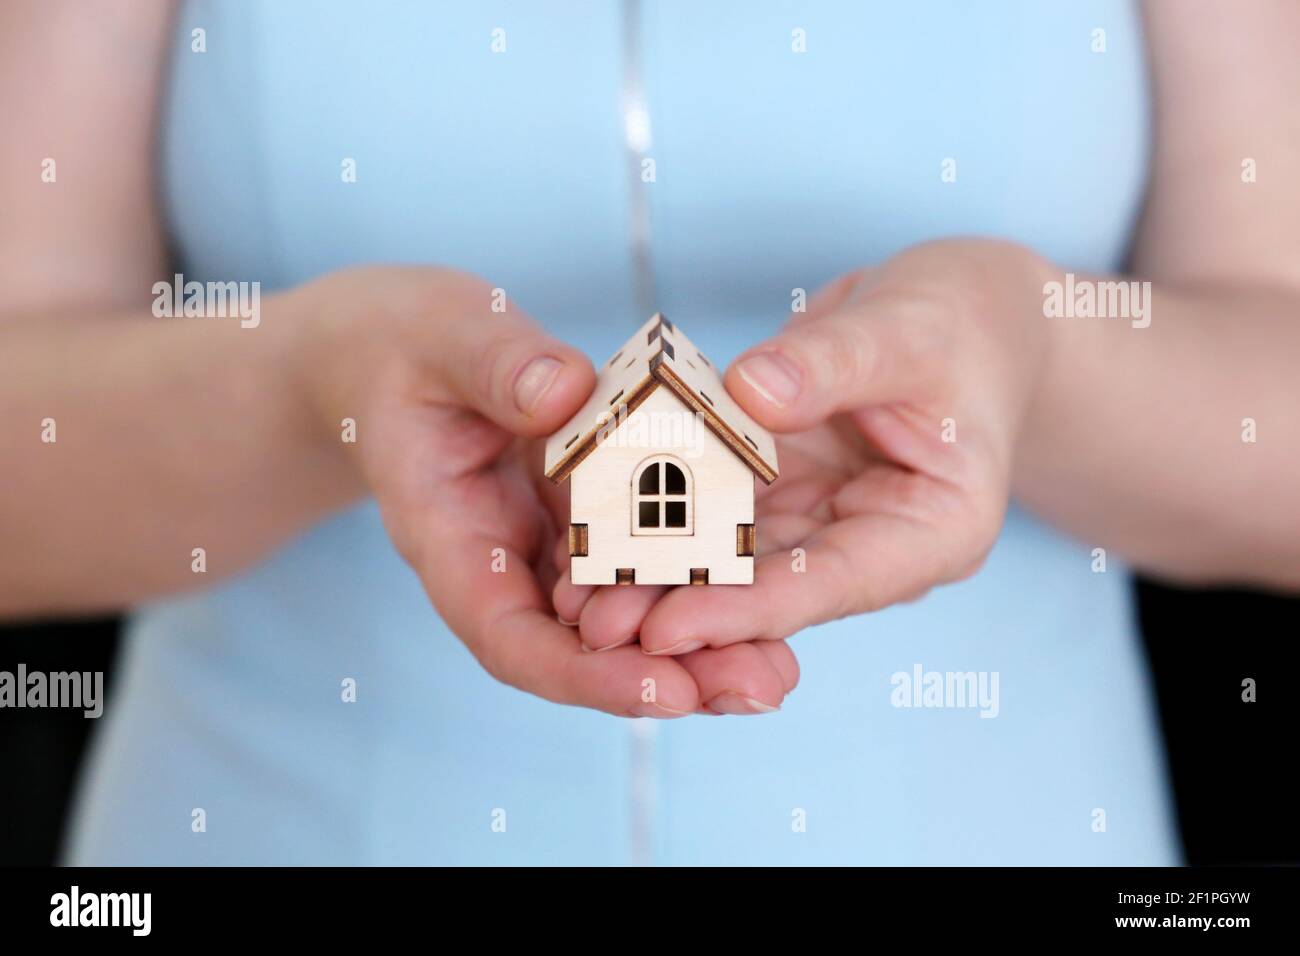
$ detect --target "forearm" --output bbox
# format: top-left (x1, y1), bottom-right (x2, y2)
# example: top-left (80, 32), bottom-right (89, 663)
top-left (0, 295), bottom-right (362, 618)
top-left (1013, 277), bottom-right (1300, 589)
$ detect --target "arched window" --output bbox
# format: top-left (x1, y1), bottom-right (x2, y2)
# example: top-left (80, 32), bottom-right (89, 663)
top-left (632, 456), bottom-right (693, 535)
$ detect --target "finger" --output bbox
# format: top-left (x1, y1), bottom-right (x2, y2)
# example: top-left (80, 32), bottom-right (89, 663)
top-left (640, 469), bottom-right (987, 651)
top-left (639, 547), bottom-right (844, 652)
top-left (417, 529), bottom-right (700, 717)
top-left (788, 268), bottom-right (870, 328)
top-left (758, 485), bottom-right (841, 530)
top-left (755, 639), bottom-right (801, 693)
top-left (552, 528), bottom-right (572, 573)
top-left (551, 567), bottom-right (595, 627)
top-left (724, 286), bottom-right (946, 433)
top-left (675, 643), bottom-right (788, 715)
top-left (535, 542), bottom-right (560, 606)
top-left (755, 513), bottom-right (822, 557)
top-left (417, 273), bottom-right (596, 437)
top-left (630, 511), bottom-right (829, 656)
top-left (564, 518), bottom-right (808, 652)
top-left (573, 520), bottom-right (815, 654)
top-left (577, 583), bottom-right (669, 651)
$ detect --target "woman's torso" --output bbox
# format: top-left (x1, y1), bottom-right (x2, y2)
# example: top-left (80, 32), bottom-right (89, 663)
top-left (68, 0), bottom-right (1178, 864)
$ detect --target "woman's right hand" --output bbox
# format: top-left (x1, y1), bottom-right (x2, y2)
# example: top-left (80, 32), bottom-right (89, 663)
top-left (284, 267), bottom-right (799, 717)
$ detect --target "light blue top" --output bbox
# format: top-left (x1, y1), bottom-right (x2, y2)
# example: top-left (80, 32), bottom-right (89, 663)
top-left (68, 0), bottom-right (1179, 864)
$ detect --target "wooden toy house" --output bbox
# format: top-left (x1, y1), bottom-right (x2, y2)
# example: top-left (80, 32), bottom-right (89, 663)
top-left (544, 314), bottom-right (779, 585)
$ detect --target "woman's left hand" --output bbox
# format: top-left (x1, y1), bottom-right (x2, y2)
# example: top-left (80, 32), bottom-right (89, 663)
top-left (554, 239), bottom-right (1055, 676)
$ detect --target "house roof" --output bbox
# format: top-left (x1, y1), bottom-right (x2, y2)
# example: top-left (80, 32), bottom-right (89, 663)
top-left (544, 314), bottom-right (780, 484)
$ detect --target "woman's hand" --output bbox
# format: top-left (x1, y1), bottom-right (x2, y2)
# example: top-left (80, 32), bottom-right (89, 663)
top-left (556, 239), bottom-right (1055, 659)
top-left (288, 266), bottom-right (799, 717)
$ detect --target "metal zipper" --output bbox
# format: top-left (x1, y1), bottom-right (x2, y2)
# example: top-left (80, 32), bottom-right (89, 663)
top-left (620, 0), bottom-right (659, 868)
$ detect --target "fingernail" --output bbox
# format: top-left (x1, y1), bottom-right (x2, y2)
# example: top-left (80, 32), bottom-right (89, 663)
top-left (706, 692), bottom-right (780, 715)
top-left (513, 356), bottom-right (563, 415)
top-left (631, 702), bottom-right (693, 719)
top-left (736, 351), bottom-right (802, 407)
top-left (556, 614), bottom-right (579, 627)
top-left (583, 635), bottom-right (636, 653)
top-left (643, 638), bottom-right (706, 657)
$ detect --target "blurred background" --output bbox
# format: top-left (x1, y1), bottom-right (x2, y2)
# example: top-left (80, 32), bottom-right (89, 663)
top-left (2, 578), bottom-right (1296, 865)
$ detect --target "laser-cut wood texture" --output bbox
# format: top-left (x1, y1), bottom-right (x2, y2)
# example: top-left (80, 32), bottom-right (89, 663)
top-left (544, 315), bottom-right (778, 585)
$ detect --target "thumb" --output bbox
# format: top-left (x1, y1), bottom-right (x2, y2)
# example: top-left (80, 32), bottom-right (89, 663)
top-left (724, 294), bottom-right (944, 432)
top-left (427, 283), bottom-right (595, 437)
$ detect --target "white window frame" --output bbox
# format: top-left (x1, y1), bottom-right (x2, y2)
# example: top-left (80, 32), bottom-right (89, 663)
top-left (631, 455), bottom-right (694, 536)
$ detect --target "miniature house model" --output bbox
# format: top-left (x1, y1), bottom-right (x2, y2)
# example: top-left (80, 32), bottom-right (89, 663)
top-left (545, 314), bottom-right (779, 586)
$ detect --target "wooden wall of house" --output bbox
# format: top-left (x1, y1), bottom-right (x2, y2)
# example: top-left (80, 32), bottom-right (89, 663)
top-left (568, 387), bottom-right (755, 585)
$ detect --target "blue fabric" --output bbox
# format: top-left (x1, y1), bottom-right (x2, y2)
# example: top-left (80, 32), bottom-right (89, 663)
top-left (68, 0), bottom-right (1178, 864)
